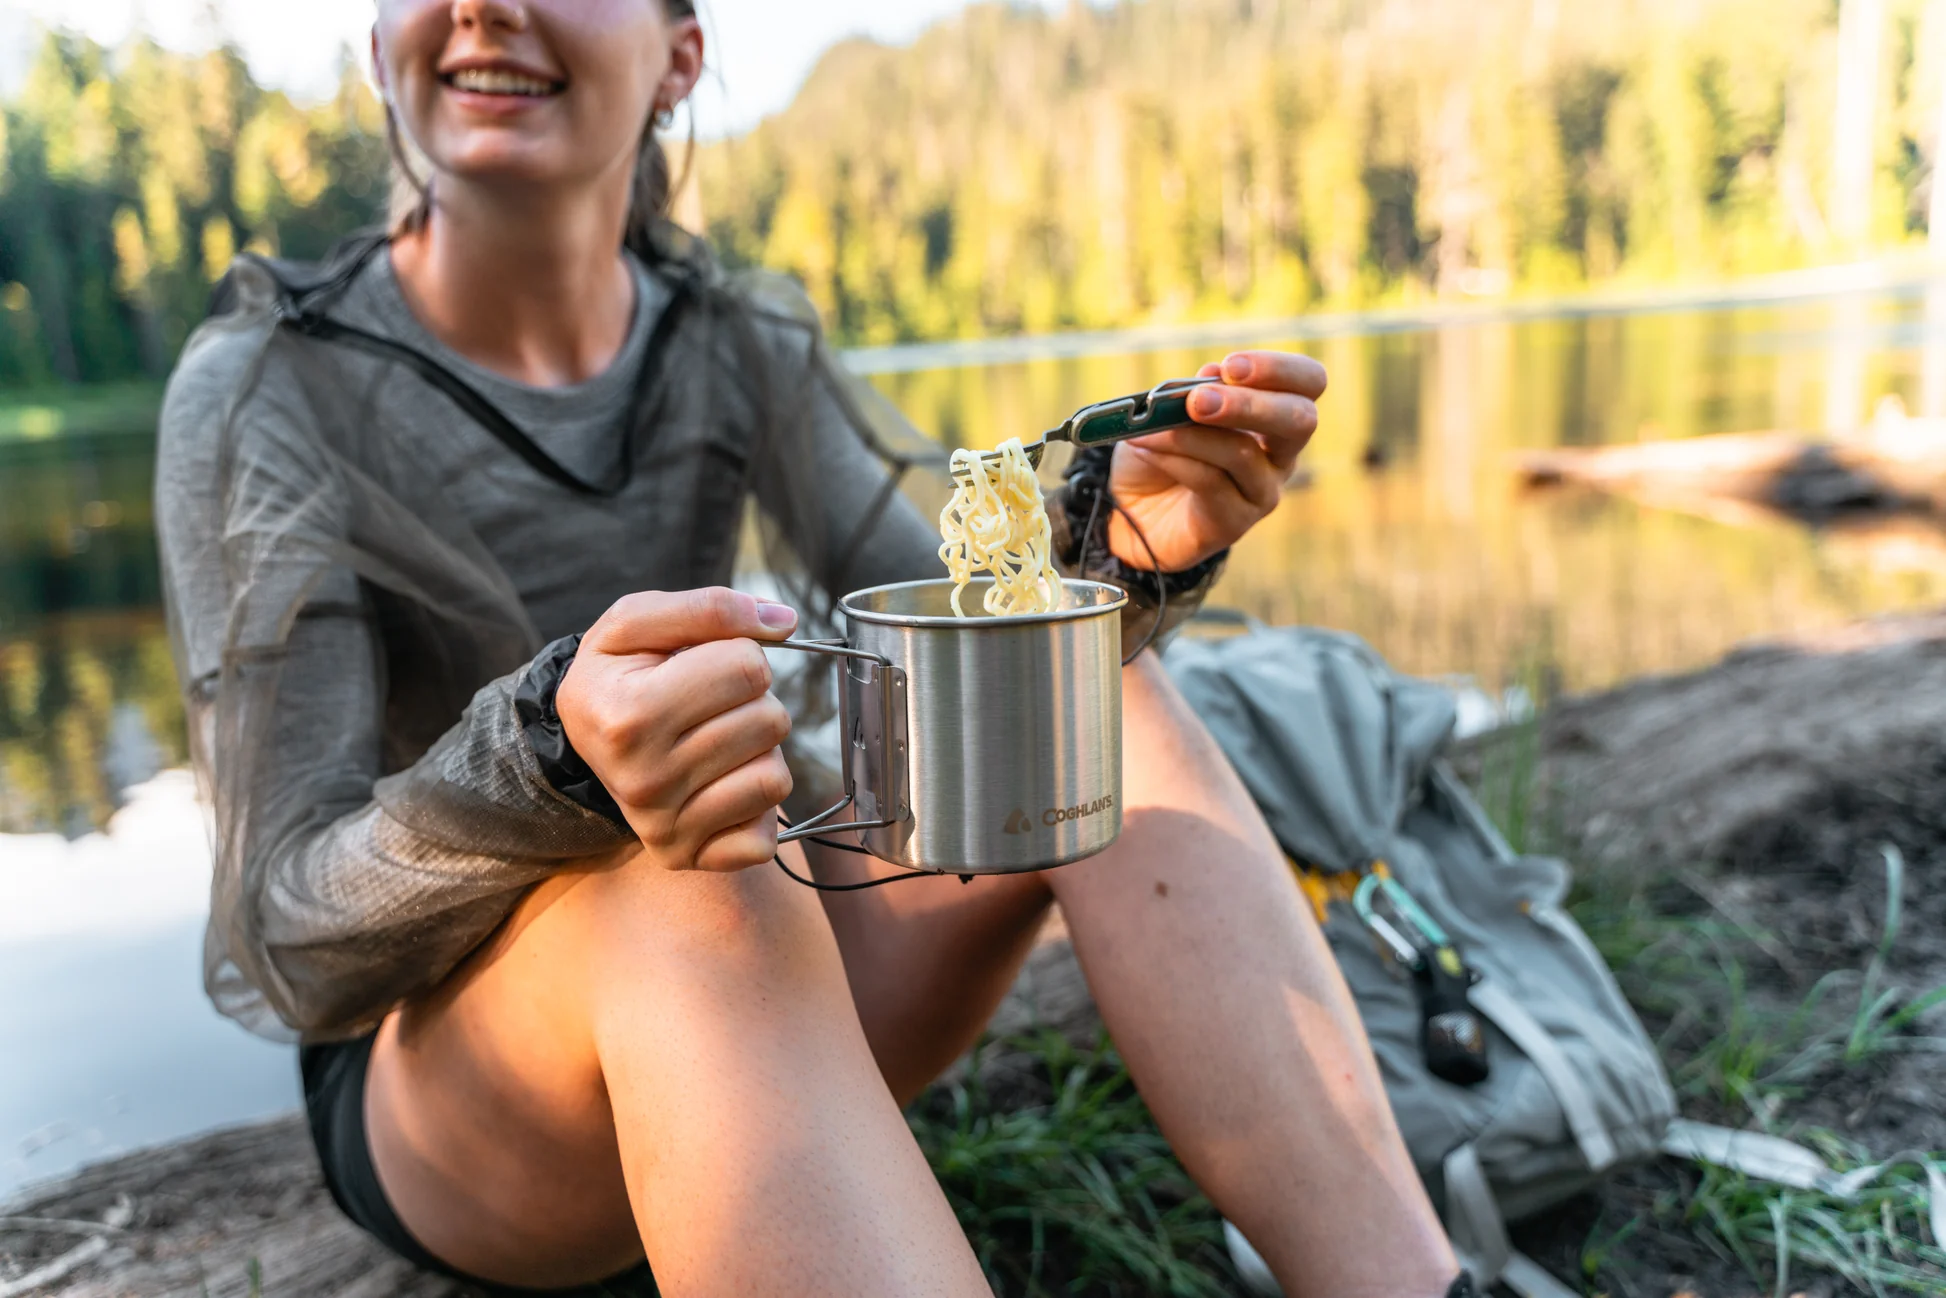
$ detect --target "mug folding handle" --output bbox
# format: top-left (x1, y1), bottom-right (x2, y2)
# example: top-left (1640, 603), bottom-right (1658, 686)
top-left (770, 639), bottom-right (911, 845)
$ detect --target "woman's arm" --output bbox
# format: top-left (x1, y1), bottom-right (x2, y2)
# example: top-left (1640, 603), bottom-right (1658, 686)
top-left (160, 329), bottom-right (631, 1039)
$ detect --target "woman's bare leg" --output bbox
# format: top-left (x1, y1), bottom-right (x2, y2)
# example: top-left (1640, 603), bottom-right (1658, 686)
top-left (362, 848), bottom-right (990, 1298)
top-left (809, 855), bottom-right (1058, 1103)
top-left (1048, 653), bottom-right (1457, 1298)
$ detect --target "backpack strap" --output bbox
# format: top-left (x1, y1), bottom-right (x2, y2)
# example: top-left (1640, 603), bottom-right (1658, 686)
top-left (1440, 1143), bottom-right (1508, 1281)
top-left (1661, 1118), bottom-right (1839, 1190)
top-left (1467, 978), bottom-right (1618, 1172)
top-left (1501, 1252), bottom-right (1581, 1298)
top-left (1663, 1120), bottom-right (1946, 1246)
top-left (1443, 1143), bottom-right (1579, 1298)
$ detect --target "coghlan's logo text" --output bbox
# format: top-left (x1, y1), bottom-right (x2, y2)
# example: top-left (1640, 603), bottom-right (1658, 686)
top-left (1042, 795), bottom-right (1114, 826)
top-left (1002, 796), bottom-right (1115, 834)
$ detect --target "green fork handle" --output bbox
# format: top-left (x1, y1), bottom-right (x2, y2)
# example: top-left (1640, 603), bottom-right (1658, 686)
top-left (1065, 377), bottom-right (1222, 450)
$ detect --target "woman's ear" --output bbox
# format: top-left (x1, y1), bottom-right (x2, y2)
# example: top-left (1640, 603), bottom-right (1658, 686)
top-left (658, 16), bottom-right (705, 112)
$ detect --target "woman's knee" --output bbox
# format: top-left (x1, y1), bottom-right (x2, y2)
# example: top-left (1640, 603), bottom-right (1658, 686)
top-left (388, 850), bottom-right (841, 1099)
top-left (562, 847), bottom-right (840, 988)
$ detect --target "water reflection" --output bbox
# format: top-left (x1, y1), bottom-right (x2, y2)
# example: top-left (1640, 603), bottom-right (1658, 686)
top-left (0, 771), bottom-right (299, 1198)
top-left (1, 426), bottom-right (183, 835)
top-left (5, 286), bottom-right (1946, 836)
top-left (876, 284), bottom-right (1946, 696)
top-left (0, 433), bottom-right (163, 621)
top-left (0, 616), bottom-right (184, 836)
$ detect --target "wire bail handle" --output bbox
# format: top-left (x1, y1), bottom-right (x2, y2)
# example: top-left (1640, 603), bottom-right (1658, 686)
top-left (769, 639), bottom-right (910, 847)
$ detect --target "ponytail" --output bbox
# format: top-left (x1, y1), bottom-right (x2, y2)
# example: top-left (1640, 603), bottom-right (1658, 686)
top-left (623, 104), bottom-right (696, 267)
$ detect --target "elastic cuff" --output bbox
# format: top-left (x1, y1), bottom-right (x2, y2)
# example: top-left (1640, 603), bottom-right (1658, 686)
top-left (1050, 444), bottom-right (1228, 653)
top-left (512, 634), bottom-right (629, 827)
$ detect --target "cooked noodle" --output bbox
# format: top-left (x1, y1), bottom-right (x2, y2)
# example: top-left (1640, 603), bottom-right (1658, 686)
top-left (939, 438), bottom-right (1063, 616)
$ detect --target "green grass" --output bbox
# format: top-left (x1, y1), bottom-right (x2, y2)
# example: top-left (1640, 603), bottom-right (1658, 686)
top-left (909, 1031), bottom-right (1240, 1298)
top-left (1676, 1159), bottom-right (1946, 1298)
top-left (1556, 808), bottom-right (1946, 1293)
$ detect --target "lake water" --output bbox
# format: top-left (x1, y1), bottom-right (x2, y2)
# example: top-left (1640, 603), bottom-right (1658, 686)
top-left (5, 276), bottom-right (1946, 1198)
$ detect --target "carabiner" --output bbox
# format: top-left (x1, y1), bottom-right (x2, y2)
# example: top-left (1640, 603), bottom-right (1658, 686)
top-left (1352, 872), bottom-right (1470, 980)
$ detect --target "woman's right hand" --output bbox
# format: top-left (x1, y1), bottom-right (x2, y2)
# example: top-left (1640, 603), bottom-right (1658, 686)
top-left (556, 587), bottom-right (800, 872)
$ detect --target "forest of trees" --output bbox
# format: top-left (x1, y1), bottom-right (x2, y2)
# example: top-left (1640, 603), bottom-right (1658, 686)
top-left (698, 0), bottom-right (1946, 342)
top-left (2, 0), bottom-right (1943, 387)
top-left (0, 33), bottom-right (385, 388)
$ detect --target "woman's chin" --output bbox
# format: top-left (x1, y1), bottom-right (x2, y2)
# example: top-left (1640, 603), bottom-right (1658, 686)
top-left (431, 145), bottom-right (585, 197)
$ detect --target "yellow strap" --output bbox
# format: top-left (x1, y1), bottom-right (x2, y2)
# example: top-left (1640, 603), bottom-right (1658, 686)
top-left (1288, 856), bottom-right (1364, 926)
top-left (1296, 868), bottom-right (1334, 926)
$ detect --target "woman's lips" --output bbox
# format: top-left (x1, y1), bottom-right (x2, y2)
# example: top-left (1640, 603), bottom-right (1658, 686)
top-left (437, 66), bottom-right (567, 114)
top-left (442, 67), bottom-right (563, 96)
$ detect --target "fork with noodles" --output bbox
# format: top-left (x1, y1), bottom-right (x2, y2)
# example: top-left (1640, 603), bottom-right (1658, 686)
top-left (938, 438), bottom-right (1062, 617)
top-left (938, 376), bottom-right (1222, 618)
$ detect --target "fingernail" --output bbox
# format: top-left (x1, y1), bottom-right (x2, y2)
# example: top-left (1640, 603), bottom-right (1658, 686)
top-left (1223, 355), bottom-right (1253, 382)
top-left (1191, 388), bottom-right (1223, 419)
top-left (757, 600), bottom-right (797, 630)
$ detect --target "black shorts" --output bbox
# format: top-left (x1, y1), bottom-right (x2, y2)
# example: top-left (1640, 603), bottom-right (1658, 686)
top-left (300, 1035), bottom-right (658, 1297)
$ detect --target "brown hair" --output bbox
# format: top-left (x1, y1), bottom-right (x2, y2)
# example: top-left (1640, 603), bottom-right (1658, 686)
top-left (386, 0), bottom-right (699, 264)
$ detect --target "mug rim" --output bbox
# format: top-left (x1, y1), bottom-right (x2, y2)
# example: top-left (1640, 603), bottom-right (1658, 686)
top-left (840, 577), bottom-right (1130, 629)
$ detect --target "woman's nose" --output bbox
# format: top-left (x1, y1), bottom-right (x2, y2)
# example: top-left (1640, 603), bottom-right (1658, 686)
top-left (450, 0), bottom-right (530, 33)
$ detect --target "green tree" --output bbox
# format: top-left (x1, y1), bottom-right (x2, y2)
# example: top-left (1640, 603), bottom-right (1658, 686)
top-left (693, 0), bottom-right (1941, 344)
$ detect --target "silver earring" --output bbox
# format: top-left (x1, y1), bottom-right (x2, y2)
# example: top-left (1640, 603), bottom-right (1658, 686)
top-left (654, 105), bottom-right (676, 130)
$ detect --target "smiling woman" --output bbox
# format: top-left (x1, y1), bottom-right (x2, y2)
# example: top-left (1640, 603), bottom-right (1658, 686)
top-left (373, 0), bottom-right (705, 391)
top-left (151, 1), bottom-right (1459, 1296)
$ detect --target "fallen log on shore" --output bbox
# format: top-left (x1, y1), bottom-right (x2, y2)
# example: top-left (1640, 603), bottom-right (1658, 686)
top-left (0, 1117), bottom-right (462, 1297)
top-left (1468, 606), bottom-right (1946, 892)
top-left (1517, 398), bottom-right (1946, 520)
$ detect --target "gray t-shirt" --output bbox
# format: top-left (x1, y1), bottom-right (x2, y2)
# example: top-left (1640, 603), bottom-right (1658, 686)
top-left (360, 253), bottom-right (671, 486)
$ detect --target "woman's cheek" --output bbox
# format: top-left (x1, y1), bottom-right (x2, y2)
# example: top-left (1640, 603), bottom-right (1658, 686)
top-left (373, 5), bottom-right (449, 147)
top-left (538, 13), bottom-right (668, 172)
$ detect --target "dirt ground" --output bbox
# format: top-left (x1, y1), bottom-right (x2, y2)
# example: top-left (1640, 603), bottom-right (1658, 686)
top-left (1471, 612), bottom-right (1946, 1296)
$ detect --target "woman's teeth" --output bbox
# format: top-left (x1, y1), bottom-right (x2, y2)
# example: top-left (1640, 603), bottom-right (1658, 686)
top-left (447, 69), bottom-right (558, 97)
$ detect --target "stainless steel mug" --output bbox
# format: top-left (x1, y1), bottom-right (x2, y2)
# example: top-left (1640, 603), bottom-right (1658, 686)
top-left (776, 577), bottom-right (1127, 874)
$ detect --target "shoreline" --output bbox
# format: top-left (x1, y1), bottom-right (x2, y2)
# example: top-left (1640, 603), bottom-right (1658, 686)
top-left (0, 258), bottom-right (1940, 428)
top-left (840, 252), bottom-right (1946, 375)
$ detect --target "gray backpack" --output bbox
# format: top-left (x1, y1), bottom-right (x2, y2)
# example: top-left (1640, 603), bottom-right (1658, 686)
top-left (1160, 625), bottom-right (1913, 1296)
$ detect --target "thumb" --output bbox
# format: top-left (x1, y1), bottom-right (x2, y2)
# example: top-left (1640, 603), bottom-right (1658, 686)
top-left (587, 587), bottom-right (798, 656)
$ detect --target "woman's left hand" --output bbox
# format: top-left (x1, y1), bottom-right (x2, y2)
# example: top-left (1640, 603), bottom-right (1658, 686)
top-left (1105, 351), bottom-right (1325, 572)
